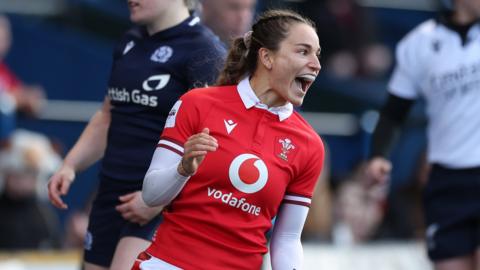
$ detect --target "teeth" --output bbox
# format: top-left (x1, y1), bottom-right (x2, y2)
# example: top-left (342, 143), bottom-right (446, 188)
top-left (296, 74), bottom-right (316, 82)
top-left (295, 79), bottom-right (302, 88)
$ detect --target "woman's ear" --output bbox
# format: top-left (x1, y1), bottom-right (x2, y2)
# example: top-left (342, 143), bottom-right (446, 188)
top-left (258, 47), bottom-right (273, 70)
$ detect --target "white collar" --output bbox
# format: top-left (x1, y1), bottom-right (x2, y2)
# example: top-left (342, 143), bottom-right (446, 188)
top-left (236, 77), bottom-right (293, 121)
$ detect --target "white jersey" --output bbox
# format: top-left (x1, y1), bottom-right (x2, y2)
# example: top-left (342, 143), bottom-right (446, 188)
top-left (389, 19), bottom-right (480, 168)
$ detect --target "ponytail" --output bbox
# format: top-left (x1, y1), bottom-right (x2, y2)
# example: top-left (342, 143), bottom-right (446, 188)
top-left (216, 37), bottom-right (252, 85)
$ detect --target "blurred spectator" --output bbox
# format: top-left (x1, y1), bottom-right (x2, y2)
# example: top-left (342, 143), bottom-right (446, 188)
top-left (332, 162), bottom-right (387, 245)
top-left (303, 144), bottom-right (332, 241)
top-left (63, 209), bottom-right (90, 249)
top-left (374, 150), bottom-right (428, 241)
top-left (0, 129), bottom-right (61, 250)
top-left (199, 0), bottom-right (256, 46)
top-left (62, 190), bottom-right (93, 250)
top-left (0, 15), bottom-right (46, 139)
top-left (289, 0), bottom-right (392, 79)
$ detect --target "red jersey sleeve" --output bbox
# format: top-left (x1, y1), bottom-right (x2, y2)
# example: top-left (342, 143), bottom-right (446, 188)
top-left (283, 134), bottom-right (324, 207)
top-left (157, 91), bottom-right (202, 155)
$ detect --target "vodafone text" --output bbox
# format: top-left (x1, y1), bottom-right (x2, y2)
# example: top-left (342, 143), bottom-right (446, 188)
top-left (207, 187), bottom-right (261, 216)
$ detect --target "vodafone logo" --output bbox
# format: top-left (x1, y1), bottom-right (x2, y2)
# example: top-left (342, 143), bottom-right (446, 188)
top-left (228, 154), bottom-right (268, 194)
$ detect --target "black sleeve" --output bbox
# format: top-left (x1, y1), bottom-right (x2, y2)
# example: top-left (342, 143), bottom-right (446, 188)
top-left (368, 93), bottom-right (415, 159)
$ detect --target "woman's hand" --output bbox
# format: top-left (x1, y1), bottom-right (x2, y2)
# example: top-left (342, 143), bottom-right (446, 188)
top-left (47, 164), bottom-right (76, 209)
top-left (178, 128), bottom-right (218, 176)
top-left (116, 191), bottom-right (163, 225)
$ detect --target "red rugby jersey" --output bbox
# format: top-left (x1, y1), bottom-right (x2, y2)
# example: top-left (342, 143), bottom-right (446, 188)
top-left (147, 78), bottom-right (324, 270)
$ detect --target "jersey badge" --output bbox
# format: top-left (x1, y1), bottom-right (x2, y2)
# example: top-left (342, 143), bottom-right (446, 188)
top-left (224, 119), bottom-right (238, 134)
top-left (84, 230), bottom-right (93, 250)
top-left (151, 46), bottom-right (173, 63)
top-left (275, 137), bottom-right (296, 161)
top-left (165, 100), bottom-right (182, 128)
top-left (123, 41), bottom-right (135, 55)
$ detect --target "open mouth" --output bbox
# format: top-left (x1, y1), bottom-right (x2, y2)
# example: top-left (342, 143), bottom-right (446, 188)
top-left (294, 74), bottom-right (316, 93)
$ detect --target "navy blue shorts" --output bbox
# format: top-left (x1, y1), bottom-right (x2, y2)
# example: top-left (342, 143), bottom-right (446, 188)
top-left (83, 176), bottom-right (163, 267)
top-left (422, 164), bottom-right (480, 262)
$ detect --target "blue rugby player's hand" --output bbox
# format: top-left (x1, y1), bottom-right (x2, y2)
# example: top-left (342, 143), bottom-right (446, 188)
top-left (48, 165), bottom-right (76, 209)
top-left (115, 191), bottom-right (163, 225)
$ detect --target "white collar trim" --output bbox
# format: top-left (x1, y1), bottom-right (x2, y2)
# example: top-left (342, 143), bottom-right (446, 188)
top-left (236, 77), bottom-right (293, 121)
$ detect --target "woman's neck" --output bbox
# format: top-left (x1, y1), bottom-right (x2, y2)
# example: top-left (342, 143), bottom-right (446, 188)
top-left (249, 73), bottom-right (287, 108)
top-left (146, 6), bottom-right (189, 35)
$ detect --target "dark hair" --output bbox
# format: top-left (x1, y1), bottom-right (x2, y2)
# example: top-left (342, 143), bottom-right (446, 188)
top-left (216, 9), bottom-right (316, 86)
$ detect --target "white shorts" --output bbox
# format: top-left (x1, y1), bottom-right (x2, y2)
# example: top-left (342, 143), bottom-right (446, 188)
top-left (134, 252), bottom-right (182, 270)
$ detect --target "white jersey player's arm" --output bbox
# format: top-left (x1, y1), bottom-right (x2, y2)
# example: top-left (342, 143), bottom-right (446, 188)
top-left (142, 147), bottom-right (190, 207)
top-left (270, 203), bottom-right (309, 270)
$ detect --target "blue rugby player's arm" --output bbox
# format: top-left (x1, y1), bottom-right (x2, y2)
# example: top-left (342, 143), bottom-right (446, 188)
top-left (62, 97), bottom-right (111, 172)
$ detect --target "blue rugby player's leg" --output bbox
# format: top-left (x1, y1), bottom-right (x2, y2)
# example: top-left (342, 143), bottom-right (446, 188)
top-left (84, 198), bottom-right (162, 270)
top-left (110, 215), bottom-right (163, 270)
top-left (110, 237), bottom-right (151, 270)
top-left (83, 203), bottom-right (118, 270)
top-left (83, 192), bottom-right (125, 269)
top-left (84, 262), bottom-right (108, 270)
top-left (83, 177), bottom-right (162, 269)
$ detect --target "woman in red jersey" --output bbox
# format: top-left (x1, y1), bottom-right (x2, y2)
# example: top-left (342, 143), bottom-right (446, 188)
top-left (135, 9), bottom-right (324, 270)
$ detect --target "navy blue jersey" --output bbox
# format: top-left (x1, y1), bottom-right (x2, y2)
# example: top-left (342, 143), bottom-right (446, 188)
top-left (101, 16), bottom-right (226, 182)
